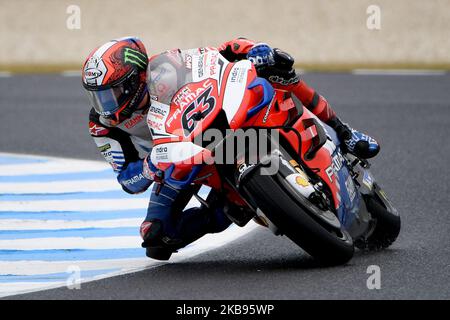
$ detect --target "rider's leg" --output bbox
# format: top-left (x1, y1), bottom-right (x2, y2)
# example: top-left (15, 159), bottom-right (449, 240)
top-left (140, 183), bottom-right (232, 260)
top-left (290, 81), bottom-right (380, 159)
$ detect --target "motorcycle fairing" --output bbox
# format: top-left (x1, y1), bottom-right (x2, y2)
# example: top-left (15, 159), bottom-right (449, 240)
top-left (149, 51), bottom-right (261, 180)
top-left (148, 50), bottom-right (363, 231)
top-left (323, 124), bottom-right (364, 229)
top-left (333, 152), bottom-right (361, 228)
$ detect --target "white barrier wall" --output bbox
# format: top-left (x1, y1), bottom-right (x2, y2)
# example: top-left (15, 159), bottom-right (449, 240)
top-left (1, 0), bottom-right (449, 70)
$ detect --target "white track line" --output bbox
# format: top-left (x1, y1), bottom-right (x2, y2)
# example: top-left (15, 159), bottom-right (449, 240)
top-left (0, 72), bottom-right (12, 78)
top-left (0, 218), bottom-right (143, 231)
top-left (0, 159), bottom-right (109, 176)
top-left (0, 198), bottom-right (149, 212)
top-left (0, 179), bottom-right (121, 194)
top-left (0, 258), bottom-right (153, 276)
top-left (61, 70), bottom-right (80, 77)
top-left (351, 69), bottom-right (447, 76)
top-left (0, 283), bottom-right (64, 296)
top-left (0, 153), bottom-right (262, 299)
top-left (0, 236), bottom-right (141, 250)
top-left (0, 222), bottom-right (260, 298)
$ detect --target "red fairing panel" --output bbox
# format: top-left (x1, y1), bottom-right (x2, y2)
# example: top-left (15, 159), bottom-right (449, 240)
top-left (279, 108), bottom-right (341, 208)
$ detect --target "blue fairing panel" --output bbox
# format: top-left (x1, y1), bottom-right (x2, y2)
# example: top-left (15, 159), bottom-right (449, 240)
top-left (334, 153), bottom-right (361, 228)
top-left (246, 77), bottom-right (275, 119)
top-left (322, 122), bottom-right (340, 147)
top-left (321, 122), bottom-right (360, 227)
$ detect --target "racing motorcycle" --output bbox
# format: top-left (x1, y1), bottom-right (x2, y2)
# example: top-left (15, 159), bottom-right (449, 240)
top-left (146, 50), bottom-right (401, 265)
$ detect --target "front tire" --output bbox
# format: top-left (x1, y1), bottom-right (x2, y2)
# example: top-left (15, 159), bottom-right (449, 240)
top-left (241, 166), bottom-right (354, 266)
top-left (357, 189), bottom-right (401, 251)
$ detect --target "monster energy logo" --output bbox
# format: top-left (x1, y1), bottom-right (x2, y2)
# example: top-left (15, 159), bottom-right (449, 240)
top-left (123, 48), bottom-right (147, 69)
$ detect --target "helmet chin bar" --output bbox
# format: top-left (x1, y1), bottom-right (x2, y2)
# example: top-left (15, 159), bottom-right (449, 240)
top-left (101, 81), bottom-right (148, 126)
top-left (100, 104), bottom-right (128, 127)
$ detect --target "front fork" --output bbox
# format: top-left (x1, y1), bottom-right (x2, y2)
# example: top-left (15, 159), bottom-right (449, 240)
top-left (236, 141), bottom-right (343, 234)
top-left (344, 154), bottom-right (399, 240)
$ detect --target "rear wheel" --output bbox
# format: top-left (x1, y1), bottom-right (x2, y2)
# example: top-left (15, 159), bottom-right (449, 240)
top-left (241, 165), bottom-right (354, 266)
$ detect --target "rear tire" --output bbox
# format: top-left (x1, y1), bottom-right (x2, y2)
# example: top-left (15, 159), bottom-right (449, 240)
top-left (242, 167), bottom-right (354, 266)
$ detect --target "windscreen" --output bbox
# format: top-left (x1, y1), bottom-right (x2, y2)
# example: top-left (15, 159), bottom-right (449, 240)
top-left (147, 50), bottom-right (193, 105)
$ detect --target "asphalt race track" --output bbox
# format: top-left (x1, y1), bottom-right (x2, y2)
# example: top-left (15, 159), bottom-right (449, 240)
top-left (1, 72), bottom-right (449, 299)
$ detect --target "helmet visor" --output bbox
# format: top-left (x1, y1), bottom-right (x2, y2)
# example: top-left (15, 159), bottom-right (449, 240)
top-left (86, 72), bottom-right (140, 116)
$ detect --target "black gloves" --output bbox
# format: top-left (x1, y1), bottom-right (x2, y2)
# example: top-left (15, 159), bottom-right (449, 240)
top-left (256, 48), bottom-right (300, 86)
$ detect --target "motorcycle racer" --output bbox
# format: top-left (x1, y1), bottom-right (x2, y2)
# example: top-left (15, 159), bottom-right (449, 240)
top-left (82, 36), bottom-right (380, 260)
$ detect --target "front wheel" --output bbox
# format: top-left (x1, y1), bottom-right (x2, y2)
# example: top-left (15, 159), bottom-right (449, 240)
top-left (357, 186), bottom-right (401, 251)
top-left (241, 165), bottom-right (354, 266)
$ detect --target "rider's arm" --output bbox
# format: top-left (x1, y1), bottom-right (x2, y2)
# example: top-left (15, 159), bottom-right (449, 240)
top-left (287, 80), bottom-right (336, 123)
top-left (219, 39), bottom-right (336, 123)
top-left (89, 109), bottom-right (153, 194)
top-left (245, 43), bottom-right (337, 123)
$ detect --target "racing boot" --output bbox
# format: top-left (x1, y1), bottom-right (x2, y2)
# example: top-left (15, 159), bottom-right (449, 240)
top-left (327, 117), bottom-right (380, 159)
